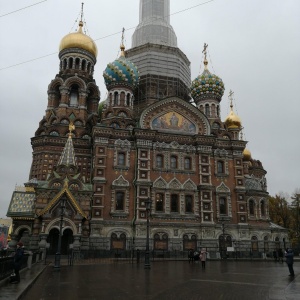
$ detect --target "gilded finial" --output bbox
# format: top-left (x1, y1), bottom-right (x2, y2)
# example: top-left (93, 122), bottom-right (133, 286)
top-left (77, 3), bottom-right (84, 33)
top-left (68, 122), bottom-right (75, 137)
top-left (120, 27), bottom-right (125, 57)
top-left (228, 90), bottom-right (234, 110)
top-left (202, 43), bottom-right (208, 69)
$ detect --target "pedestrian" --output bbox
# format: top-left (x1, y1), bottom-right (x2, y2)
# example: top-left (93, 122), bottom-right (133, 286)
top-left (278, 248), bottom-right (284, 263)
top-left (10, 242), bottom-right (24, 284)
top-left (188, 249), bottom-right (194, 263)
top-left (285, 248), bottom-right (295, 277)
top-left (200, 248), bottom-right (207, 269)
top-left (273, 250), bottom-right (278, 262)
top-left (193, 250), bottom-right (200, 262)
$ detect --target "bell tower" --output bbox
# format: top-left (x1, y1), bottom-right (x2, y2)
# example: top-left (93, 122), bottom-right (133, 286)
top-left (30, 6), bottom-right (100, 183)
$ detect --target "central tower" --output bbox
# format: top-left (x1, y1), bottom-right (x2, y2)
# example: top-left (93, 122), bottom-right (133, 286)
top-left (132, 0), bottom-right (177, 47)
top-left (126, 0), bottom-right (191, 112)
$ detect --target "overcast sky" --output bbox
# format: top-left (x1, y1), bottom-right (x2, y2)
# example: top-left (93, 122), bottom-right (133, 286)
top-left (0, 0), bottom-right (299, 218)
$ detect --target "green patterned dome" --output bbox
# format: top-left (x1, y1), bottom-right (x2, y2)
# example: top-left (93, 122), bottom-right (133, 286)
top-left (103, 45), bottom-right (139, 90)
top-left (191, 69), bottom-right (225, 102)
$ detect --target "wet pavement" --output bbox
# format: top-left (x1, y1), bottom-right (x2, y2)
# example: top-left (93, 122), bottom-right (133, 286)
top-left (1, 260), bottom-right (300, 300)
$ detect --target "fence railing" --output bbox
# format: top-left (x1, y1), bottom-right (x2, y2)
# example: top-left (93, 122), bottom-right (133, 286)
top-left (72, 247), bottom-right (279, 264)
top-left (0, 251), bottom-right (43, 281)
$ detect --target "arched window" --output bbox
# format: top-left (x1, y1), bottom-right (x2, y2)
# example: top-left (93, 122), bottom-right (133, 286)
top-left (170, 155), bottom-right (177, 169)
top-left (117, 152), bottom-right (125, 166)
top-left (217, 161), bottom-right (224, 174)
top-left (75, 58), bottom-right (80, 69)
top-left (69, 57), bottom-right (73, 69)
top-left (63, 59), bottom-right (67, 70)
top-left (211, 104), bottom-right (216, 117)
top-left (171, 194), bottom-right (179, 212)
top-left (155, 193), bottom-right (164, 212)
top-left (114, 92), bottom-right (119, 106)
top-left (126, 93), bottom-right (131, 106)
top-left (249, 199), bottom-right (255, 215)
top-left (156, 155), bottom-right (164, 168)
top-left (82, 60), bottom-right (86, 71)
top-left (70, 85), bottom-right (79, 107)
top-left (205, 104), bottom-right (210, 116)
top-left (261, 200), bottom-right (265, 216)
top-left (115, 192), bottom-right (124, 210)
top-left (87, 62), bottom-right (91, 74)
top-left (184, 157), bottom-right (191, 170)
top-left (219, 197), bottom-right (226, 215)
top-left (185, 195), bottom-right (193, 213)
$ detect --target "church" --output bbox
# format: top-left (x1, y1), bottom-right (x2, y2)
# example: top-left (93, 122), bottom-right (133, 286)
top-left (6, 0), bottom-right (288, 258)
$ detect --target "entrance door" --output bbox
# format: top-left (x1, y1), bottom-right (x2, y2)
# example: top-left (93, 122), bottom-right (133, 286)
top-left (47, 228), bottom-right (59, 255)
top-left (47, 228), bottom-right (74, 255)
top-left (61, 229), bottom-right (74, 254)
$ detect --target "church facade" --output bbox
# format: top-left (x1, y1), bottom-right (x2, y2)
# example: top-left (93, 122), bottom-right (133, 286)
top-left (7, 0), bottom-right (288, 257)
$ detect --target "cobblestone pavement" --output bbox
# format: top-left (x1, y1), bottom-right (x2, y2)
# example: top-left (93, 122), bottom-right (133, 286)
top-left (1, 260), bottom-right (300, 300)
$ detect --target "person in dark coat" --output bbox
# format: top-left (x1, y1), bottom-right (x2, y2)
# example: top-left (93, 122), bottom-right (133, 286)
top-left (10, 242), bottom-right (24, 284)
top-left (285, 248), bottom-right (295, 277)
top-left (188, 249), bottom-right (194, 263)
top-left (278, 248), bottom-right (284, 263)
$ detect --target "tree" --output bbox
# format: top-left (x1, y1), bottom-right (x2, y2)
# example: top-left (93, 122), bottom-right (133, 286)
top-left (290, 191), bottom-right (300, 250)
top-left (268, 193), bottom-right (291, 229)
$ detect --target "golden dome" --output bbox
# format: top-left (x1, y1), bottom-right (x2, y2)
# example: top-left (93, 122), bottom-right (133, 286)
top-left (243, 148), bottom-right (252, 161)
top-left (225, 90), bottom-right (242, 129)
top-left (225, 110), bottom-right (242, 129)
top-left (59, 21), bottom-right (98, 57)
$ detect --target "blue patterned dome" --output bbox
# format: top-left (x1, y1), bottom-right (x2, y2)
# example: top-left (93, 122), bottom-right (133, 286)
top-left (191, 68), bottom-right (225, 102)
top-left (103, 46), bottom-right (139, 89)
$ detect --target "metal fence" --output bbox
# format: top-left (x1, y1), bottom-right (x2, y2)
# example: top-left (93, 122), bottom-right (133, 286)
top-left (71, 247), bottom-right (280, 264)
top-left (0, 255), bottom-right (28, 281)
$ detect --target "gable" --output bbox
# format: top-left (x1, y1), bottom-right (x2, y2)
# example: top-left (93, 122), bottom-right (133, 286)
top-left (139, 97), bottom-right (210, 135)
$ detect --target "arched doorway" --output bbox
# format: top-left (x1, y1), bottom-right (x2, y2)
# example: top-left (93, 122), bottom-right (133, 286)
top-left (219, 235), bottom-right (232, 259)
top-left (47, 228), bottom-right (74, 255)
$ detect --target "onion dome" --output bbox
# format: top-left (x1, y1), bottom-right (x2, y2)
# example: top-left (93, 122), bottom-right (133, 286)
top-left (103, 43), bottom-right (139, 90)
top-left (225, 110), bottom-right (242, 129)
top-left (191, 47), bottom-right (225, 102)
top-left (243, 148), bottom-right (252, 161)
top-left (225, 90), bottom-right (242, 129)
top-left (59, 20), bottom-right (98, 57)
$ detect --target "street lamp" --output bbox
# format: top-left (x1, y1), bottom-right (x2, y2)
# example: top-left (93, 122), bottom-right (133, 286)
top-left (144, 197), bottom-right (152, 269)
top-left (221, 222), bottom-right (227, 259)
top-left (54, 197), bottom-right (66, 269)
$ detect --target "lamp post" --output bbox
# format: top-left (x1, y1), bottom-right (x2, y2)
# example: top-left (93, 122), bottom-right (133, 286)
top-left (221, 222), bottom-right (227, 259)
top-left (54, 197), bottom-right (66, 269)
top-left (144, 197), bottom-right (152, 269)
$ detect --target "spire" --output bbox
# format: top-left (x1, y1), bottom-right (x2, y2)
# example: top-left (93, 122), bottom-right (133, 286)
top-left (78, 2), bottom-right (84, 33)
top-left (132, 0), bottom-right (177, 47)
top-left (120, 27), bottom-right (125, 57)
top-left (58, 123), bottom-right (77, 166)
